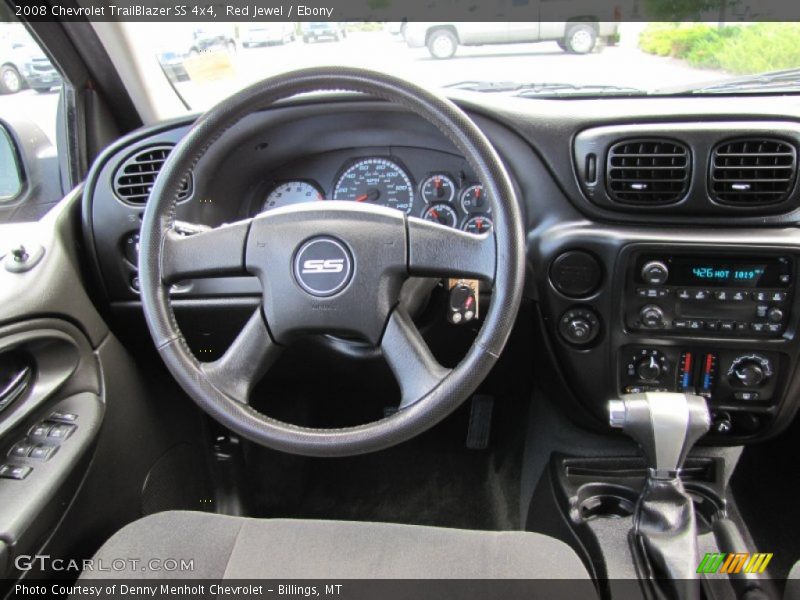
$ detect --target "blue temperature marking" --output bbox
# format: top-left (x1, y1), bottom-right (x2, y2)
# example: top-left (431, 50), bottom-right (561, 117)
top-left (682, 372), bottom-right (691, 388)
top-left (703, 374), bottom-right (711, 390)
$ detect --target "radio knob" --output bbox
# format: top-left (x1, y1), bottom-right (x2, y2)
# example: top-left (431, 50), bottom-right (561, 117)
top-left (767, 307), bottom-right (784, 323)
top-left (641, 260), bottom-right (669, 285)
top-left (639, 304), bottom-right (665, 328)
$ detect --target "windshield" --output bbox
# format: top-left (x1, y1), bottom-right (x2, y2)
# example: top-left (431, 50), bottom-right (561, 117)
top-left (125, 21), bottom-right (800, 110)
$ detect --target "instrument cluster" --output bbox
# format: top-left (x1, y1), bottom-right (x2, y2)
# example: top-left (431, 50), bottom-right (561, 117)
top-left (260, 156), bottom-right (492, 234)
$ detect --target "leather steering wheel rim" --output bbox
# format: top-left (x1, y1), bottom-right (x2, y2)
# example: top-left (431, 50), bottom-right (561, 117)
top-left (139, 67), bottom-right (526, 457)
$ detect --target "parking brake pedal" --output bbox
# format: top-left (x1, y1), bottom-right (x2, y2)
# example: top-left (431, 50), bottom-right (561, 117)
top-left (466, 395), bottom-right (494, 449)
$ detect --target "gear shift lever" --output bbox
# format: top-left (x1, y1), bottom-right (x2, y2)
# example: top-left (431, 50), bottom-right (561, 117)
top-left (609, 392), bottom-right (711, 600)
top-left (609, 392), bottom-right (710, 478)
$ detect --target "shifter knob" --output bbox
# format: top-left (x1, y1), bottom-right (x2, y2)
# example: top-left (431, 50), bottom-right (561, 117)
top-left (609, 392), bottom-right (710, 479)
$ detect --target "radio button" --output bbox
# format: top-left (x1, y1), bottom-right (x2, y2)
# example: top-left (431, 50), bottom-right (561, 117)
top-left (767, 323), bottom-right (783, 334)
top-left (753, 291), bottom-right (768, 302)
top-left (756, 305), bottom-right (769, 318)
top-left (687, 319), bottom-right (704, 330)
top-left (751, 323), bottom-right (766, 333)
top-left (714, 290), bottom-right (730, 301)
top-left (734, 391), bottom-right (760, 401)
top-left (692, 289), bottom-right (711, 301)
top-left (677, 289), bottom-right (691, 300)
top-left (720, 321), bottom-right (736, 332)
top-left (705, 320), bottom-right (720, 331)
top-left (736, 322), bottom-right (749, 332)
top-left (770, 291), bottom-right (787, 302)
top-left (637, 287), bottom-right (669, 299)
top-left (731, 291), bottom-right (747, 302)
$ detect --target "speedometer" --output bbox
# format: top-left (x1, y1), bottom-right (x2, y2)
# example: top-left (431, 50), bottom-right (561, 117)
top-left (332, 158), bottom-right (414, 214)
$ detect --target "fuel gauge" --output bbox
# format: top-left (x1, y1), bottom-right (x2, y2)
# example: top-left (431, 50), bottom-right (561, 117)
top-left (422, 203), bottom-right (458, 228)
top-left (421, 174), bottom-right (456, 204)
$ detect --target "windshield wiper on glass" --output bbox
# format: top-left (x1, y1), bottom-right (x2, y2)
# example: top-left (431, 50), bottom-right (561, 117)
top-left (657, 68), bottom-right (800, 95)
top-left (444, 80), bottom-right (646, 97)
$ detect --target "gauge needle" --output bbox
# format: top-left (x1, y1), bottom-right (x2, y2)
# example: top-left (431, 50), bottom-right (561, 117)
top-left (354, 194), bottom-right (369, 202)
top-left (431, 209), bottom-right (440, 219)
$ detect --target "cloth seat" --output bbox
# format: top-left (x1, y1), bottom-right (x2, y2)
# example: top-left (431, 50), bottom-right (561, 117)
top-left (85, 510), bottom-right (593, 581)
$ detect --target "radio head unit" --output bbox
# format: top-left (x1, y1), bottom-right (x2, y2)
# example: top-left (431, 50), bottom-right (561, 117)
top-left (625, 253), bottom-right (793, 337)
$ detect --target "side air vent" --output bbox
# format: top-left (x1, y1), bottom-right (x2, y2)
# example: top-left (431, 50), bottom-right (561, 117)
top-left (606, 139), bottom-right (690, 205)
top-left (710, 138), bottom-right (797, 206)
top-left (113, 145), bottom-right (192, 205)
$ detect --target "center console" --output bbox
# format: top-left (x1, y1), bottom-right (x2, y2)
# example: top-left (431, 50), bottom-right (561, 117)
top-left (540, 236), bottom-right (800, 445)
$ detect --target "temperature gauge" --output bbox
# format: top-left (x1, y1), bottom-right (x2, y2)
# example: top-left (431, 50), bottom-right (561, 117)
top-left (421, 174), bottom-right (456, 204)
top-left (462, 215), bottom-right (493, 234)
top-left (460, 184), bottom-right (491, 214)
top-left (422, 203), bottom-right (458, 228)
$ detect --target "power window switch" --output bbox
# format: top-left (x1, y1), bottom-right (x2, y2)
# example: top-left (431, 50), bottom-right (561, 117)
top-left (29, 423), bottom-right (52, 438)
top-left (8, 442), bottom-right (34, 458)
top-left (0, 464), bottom-right (32, 480)
top-left (29, 445), bottom-right (57, 461)
top-left (49, 411), bottom-right (78, 422)
top-left (47, 423), bottom-right (76, 440)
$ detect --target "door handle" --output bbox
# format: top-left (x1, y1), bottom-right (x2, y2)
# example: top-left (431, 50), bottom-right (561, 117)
top-left (0, 355), bottom-right (33, 412)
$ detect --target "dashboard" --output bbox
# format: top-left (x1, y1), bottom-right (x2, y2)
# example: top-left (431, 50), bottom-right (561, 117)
top-left (83, 93), bottom-right (800, 448)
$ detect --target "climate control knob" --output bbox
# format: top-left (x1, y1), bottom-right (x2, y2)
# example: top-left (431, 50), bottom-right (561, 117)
top-left (636, 355), bottom-right (663, 381)
top-left (639, 304), bottom-right (665, 329)
top-left (641, 260), bottom-right (669, 285)
top-left (728, 354), bottom-right (773, 388)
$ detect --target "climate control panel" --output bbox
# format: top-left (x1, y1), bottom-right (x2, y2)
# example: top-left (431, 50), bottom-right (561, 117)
top-left (620, 346), bottom-right (781, 405)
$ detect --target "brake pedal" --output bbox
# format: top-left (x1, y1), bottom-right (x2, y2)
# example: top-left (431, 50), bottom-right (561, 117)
top-left (466, 395), bottom-right (494, 449)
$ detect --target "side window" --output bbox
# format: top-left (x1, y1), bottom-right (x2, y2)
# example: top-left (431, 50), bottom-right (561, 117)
top-left (0, 19), bottom-right (63, 223)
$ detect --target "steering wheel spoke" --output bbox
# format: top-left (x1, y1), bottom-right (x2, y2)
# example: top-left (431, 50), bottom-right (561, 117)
top-left (407, 217), bottom-right (496, 283)
top-left (161, 219), bottom-right (251, 284)
top-left (381, 307), bottom-right (451, 409)
top-left (200, 309), bottom-right (281, 404)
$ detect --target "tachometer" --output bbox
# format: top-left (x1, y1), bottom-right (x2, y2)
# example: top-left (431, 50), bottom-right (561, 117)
top-left (333, 158), bottom-right (414, 214)
top-left (263, 180), bottom-right (323, 212)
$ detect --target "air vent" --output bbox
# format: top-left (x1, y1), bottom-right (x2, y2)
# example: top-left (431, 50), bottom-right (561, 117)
top-left (606, 139), bottom-right (690, 205)
top-left (710, 138), bottom-right (797, 206)
top-left (113, 145), bottom-right (192, 205)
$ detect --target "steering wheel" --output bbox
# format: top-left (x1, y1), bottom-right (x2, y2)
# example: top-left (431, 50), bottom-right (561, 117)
top-left (139, 67), bottom-right (525, 457)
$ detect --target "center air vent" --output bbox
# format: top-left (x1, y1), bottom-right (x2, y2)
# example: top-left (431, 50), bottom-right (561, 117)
top-left (606, 139), bottom-right (690, 205)
top-left (113, 145), bottom-right (192, 205)
top-left (710, 138), bottom-right (797, 206)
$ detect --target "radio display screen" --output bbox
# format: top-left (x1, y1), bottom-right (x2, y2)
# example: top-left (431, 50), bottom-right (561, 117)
top-left (689, 264), bottom-right (766, 285)
top-left (637, 255), bottom-right (792, 288)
